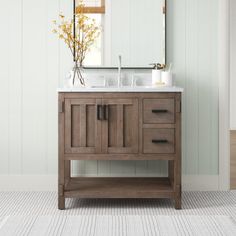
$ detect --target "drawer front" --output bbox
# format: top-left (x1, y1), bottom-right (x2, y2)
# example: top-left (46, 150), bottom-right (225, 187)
top-left (143, 129), bottom-right (175, 154)
top-left (143, 99), bottom-right (175, 124)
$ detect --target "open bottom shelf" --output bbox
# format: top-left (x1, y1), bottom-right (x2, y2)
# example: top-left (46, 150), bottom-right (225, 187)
top-left (64, 177), bottom-right (174, 199)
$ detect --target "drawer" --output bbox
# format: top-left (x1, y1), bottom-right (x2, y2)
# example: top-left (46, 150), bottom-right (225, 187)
top-left (143, 129), bottom-right (175, 154)
top-left (143, 99), bottom-right (175, 124)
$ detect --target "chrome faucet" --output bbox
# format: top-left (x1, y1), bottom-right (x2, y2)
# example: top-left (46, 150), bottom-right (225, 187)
top-left (118, 55), bottom-right (122, 87)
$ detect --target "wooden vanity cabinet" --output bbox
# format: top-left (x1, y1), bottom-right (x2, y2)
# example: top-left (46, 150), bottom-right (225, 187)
top-left (63, 97), bottom-right (139, 154)
top-left (58, 92), bottom-right (182, 210)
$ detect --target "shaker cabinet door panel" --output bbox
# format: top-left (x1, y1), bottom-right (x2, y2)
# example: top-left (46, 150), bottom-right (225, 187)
top-left (102, 98), bottom-right (139, 154)
top-left (64, 99), bottom-right (102, 154)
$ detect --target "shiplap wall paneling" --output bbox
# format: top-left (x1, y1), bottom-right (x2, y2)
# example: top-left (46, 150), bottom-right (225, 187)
top-left (22, 0), bottom-right (48, 174)
top-left (47, 0), bottom-right (60, 174)
top-left (185, 0), bottom-right (198, 175)
top-left (230, 0), bottom-right (236, 130)
top-left (197, 0), bottom-right (218, 175)
top-left (209, 0), bottom-right (219, 175)
top-left (168, 0), bottom-right (219, 175)
top-left (8, 0), bottom-right (22, 174)
top-left (0, 1), bottom-right (10, 174)
top-left (0, 0), bottom-right (219, 178)
top-left (167, 0), bottom-right (187, 173)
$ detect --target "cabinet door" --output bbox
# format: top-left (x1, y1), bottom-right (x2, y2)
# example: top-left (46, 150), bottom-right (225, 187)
top-left (102, 98), bottom-right (139, 154)
top-left (64, 98), bottom-right (102, 154)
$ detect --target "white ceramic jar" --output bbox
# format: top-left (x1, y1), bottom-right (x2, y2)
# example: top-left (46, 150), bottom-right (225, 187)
top-left (162, 71), bottom-right (173, 86)
top-left (152, 69), bottom-right (162, 85)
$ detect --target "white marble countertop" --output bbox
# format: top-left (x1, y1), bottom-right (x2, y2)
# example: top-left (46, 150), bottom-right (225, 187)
top-left (57, 86), bottom-right (184, 93)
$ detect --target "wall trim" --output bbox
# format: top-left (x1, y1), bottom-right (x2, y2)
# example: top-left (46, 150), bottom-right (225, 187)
top-left (182, 175), bottom-right (219, 191)
top-left (0, 175), bottom-right (220, 191)
top-left (0, 175), bottom-right (58, 191)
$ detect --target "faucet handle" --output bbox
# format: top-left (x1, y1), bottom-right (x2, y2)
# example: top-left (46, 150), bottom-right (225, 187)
top-left (131, 75), bottom-right (137, 87)
top-left (103, 76), bottom-right (108, 87)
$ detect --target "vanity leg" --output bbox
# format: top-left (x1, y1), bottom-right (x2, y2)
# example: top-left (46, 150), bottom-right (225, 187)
top-left (58, 184), bottom-right (65, 210)
top-left (58, 157), bottom-right (65, 210)
top-left (58, 196), bottom-right (65, 210)
top-left (58, 161), bottom-right (70, 210)
top-left (174, 185), bottom-right (182, 210)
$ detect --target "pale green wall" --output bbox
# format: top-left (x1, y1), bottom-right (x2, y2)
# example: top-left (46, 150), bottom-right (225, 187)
top-left (167, 0), bottom-right (219, 175)
top-left (0, 0), bottom-right (219, 176)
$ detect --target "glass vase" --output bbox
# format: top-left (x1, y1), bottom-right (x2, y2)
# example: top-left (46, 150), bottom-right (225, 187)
top-left (65, 62), bottom-right (85, 88)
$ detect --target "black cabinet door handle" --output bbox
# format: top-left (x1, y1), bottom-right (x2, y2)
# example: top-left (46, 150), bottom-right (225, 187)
top-left (152, 139), bottom-right (168, 143)
top-left (152, 109), bottom-right (168, 113)
top-left (97, 105), bottom-right (103, 120)
top-left (103, 105), bottom-right (109, 120)
top-left (97, 105), bottom-right (109, 120)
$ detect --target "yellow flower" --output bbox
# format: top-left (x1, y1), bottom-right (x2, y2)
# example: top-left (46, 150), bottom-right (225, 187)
top-left (52, 0), bottom-right (101, 65)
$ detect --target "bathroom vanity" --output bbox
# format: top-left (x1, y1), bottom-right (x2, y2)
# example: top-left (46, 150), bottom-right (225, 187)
top-left (58, 87), bottom-right (183, 210)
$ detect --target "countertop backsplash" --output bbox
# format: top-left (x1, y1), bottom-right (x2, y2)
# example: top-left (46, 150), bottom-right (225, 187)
top-left (74, 70), bottom-right (152, 87)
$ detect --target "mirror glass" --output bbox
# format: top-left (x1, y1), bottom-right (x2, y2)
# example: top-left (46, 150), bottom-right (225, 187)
top-left (75, 0), bottom-right (166, 68)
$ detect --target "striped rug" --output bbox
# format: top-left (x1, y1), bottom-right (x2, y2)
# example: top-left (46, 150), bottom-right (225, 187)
top-left (1, 191), bottom-right (236, 218)
top-left (0, 215), bottom-right (236, 236)
top-left (1, 191), bottom-right (236, 235)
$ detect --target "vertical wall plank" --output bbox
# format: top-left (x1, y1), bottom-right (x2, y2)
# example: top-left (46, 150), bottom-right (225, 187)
top-left (167, 0), bottom-right (187, 173)
top-left (46, 0), bottom-right (60, 174)
top-left (22, 0), bottom-right (47, 174)
top-left (84, 161), bottom-right (98, 176)
top-left (98, 161), bottom-right (110, 176)
top-left (198, 0), bottom-right (213, 174)
top-left (0, 0), bottom-right (10, 174)
top-left (209, 0), bottom-right (219, 174)
top-left (135, 161), bottom-right (148, 176)
top-left (185, 0), bottom-right (199, 174)
top-left (59, 0), bottom-right (73, 87)
top-left (8, 0), bottom-right (22, 174)
top-left (147, 161), bottom-right (167, 177)
top-left (110, 161), bottom-right (135, 176)
top-left (230, 0), bottom-right (236, 130)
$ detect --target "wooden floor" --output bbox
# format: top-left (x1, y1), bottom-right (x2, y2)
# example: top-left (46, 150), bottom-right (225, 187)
top-left (231, 131), bottom-right (236, 189)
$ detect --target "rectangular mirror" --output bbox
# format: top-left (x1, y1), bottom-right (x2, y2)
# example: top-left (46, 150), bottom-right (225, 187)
top-left (74, 0), bottom-right (166, 68)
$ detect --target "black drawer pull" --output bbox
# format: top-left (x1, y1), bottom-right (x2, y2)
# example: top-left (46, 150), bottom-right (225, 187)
top-left (152, 109), bottom-right (168, 113)
top-left (152, 139), bottom-right (168, 143)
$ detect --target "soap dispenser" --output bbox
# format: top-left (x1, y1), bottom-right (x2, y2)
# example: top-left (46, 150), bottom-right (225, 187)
top-left (150, 63), bottom-right (164, 86)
